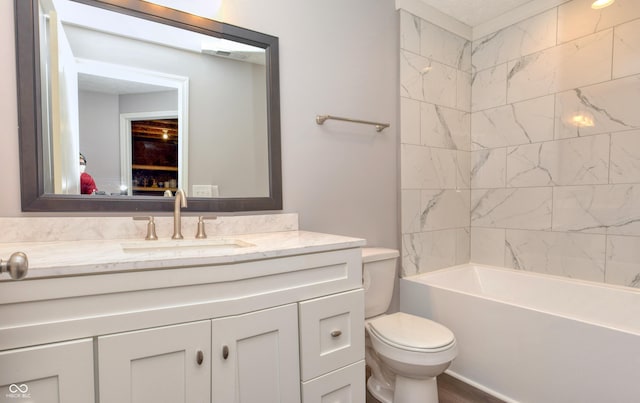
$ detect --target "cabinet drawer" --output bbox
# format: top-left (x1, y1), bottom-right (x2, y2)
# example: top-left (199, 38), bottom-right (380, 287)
top-left (301, 360), bottom-right (365, 403)
top-left (299, 289), bottom-right (364, 381)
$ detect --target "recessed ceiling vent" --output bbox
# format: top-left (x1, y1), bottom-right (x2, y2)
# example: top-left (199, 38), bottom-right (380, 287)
top-left (201, 49), bottom-right (250, 61)
top-left (201, 40), bottom-right (265, 65)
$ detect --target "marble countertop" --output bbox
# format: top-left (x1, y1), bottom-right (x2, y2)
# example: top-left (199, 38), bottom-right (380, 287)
top-left (0, 231), bottom-right (366, 280)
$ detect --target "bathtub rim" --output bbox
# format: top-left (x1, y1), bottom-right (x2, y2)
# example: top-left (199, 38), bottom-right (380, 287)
top-left (401, 262), bottom-right (640, 337)
top-left (404, 261), bottom-right (640, 295)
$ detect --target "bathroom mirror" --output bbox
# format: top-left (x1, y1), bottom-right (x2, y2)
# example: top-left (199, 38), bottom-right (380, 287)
top-left (15, 0), bottom-right (282, 212)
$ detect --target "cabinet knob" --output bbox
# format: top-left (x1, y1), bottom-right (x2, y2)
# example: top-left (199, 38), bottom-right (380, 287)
top-left (196, 350), bottom-right (204, 365)
top-left (330, 330), bottom-right (342, 338)
top-left (0, 252), bottom-right (28, 280)
top-left (222, 345), bottom-right (229, 360)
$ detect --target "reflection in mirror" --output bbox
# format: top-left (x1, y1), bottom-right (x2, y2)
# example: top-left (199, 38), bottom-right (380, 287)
top-left (15, 0), bottom-right (282, 212)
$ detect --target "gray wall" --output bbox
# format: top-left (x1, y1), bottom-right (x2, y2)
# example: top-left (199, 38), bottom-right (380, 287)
top-left (223, 1), bottom-right (399, 248)
top-left (78, 90), bottom-right (121, 194)
top-left (0, 0), bottom-right (399, 249)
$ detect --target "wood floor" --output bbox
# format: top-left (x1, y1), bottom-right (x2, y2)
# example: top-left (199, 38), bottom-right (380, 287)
top-left (365, 373), bottom-right (505, 403)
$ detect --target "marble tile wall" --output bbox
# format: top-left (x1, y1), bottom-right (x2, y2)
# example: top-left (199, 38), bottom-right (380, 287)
top-left (400, 0), bottom-right (640, 288)
top-left (469, 0), bottom-right (640, 288)
top-left (399, 10), bottom-right (471, 276)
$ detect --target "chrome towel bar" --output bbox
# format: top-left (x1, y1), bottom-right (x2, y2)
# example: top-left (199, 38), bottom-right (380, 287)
top-left (316, 115), bottom-right (390, 132)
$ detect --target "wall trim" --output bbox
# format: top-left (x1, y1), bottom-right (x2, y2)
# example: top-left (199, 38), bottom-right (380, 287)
top-left (395, 0), bottom-right (472, 40)
top-left (473, 0), bottom-right (571, 40)
top-left (397, 0), bottom-right (571, 41)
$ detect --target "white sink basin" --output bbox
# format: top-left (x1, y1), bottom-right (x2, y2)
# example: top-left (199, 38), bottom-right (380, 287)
top-left (121, 238), bottom-right (254, 253)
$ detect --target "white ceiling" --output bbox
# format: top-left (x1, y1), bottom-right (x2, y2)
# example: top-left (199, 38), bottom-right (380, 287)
top-left (419, 0), bottom-right (537, 27)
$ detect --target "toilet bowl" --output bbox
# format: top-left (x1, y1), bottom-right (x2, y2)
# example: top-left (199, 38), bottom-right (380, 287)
top-left (363, 248), bottom-right (457, 403)
top-left (366, 312), bottom-right (457, 403)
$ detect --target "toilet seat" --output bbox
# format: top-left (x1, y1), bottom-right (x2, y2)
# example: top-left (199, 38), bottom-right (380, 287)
top-left (367, 312), bottom-right (455, 353)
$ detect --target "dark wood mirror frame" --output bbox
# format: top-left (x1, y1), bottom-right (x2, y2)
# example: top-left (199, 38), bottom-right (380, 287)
top-left (15, 0), bottom-right (282, 213)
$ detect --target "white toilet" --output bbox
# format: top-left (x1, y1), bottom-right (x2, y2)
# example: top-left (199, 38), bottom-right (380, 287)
top-left (363, 247), bottom-right (457, 403)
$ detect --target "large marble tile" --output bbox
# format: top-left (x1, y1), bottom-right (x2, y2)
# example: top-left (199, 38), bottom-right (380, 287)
top-left (419, 189), bottom-right (470, 231)
top-left (553, 184), bottom-right (640, 235)
top-left (507, 29), bottom-right (613, 104)
top-left (401, 144), bottom-right (458, 189)
top-left (400, 10), bottom-right (420, 54)
top-left (456, 227), bottom-right (471, 265)
top-left (470, 227), bottom-right (505, 267)
top-left (610, 129), bottom-right (640, 184)
top-left (423, 60), bottom-right (458, 108)
top-left (421, 20), bottom-right (471, 72)
top-left (402, 228), bottom-right (469, 276)
top-left (606, 235), bottom-right (640, 288)
top-left (504, 229), bottom-right (606, 282)
top-left (457, 70), bottom-right (472, 113)
top-left (400, 50), bottom-right (430, 101)
top-left (471, 187), bottom-right (553, 230)
top-left (401, 189), bottom-right (421, 235)
top-left (472, 9), bottom-right (557, 72)
top-left (558, 0), bottom-right (640, 44)
top-left (555, 74), bottom-right (640, 139)
top-left (456, 150), bottom-right (471, 189)
top-left (472, 63), bottom-right (507, 111)
top-left (471, 148), bottom-right (506, 189)
top-left (471, 95), bottom-right (555, 150)
top-left (420, 103), bottom-right (470, 150)
top-left (401, 97), bottom-right (420, 145)
top-left (506, 135), bottom-right (610, 187)
top-left (613, 18), bottom-right (640, 79)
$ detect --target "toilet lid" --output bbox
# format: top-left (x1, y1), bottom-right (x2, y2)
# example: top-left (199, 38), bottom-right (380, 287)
top-left (362, 247), bottom-right (399, 263)
top-left (368, 312), bottom-right (455, 351)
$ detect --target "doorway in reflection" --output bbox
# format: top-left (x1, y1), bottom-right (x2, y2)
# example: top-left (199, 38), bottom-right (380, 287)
top-left (130, 119), bottom-right (179, 196)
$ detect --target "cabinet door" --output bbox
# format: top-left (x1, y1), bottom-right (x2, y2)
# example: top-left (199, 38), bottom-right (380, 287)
top-left (211, 304), bottom-right (300, 403)
top-left (98, 321), bottom-right (210, 403)
top-left (0, 339), bottom-right (94, 403)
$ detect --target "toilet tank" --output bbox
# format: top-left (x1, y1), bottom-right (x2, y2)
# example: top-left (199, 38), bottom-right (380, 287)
top-left (362, 247), bottom-right (399, 319)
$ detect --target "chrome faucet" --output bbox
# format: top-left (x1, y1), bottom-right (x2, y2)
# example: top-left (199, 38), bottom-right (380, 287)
top-left (172, 188), bottom-right (188, 239)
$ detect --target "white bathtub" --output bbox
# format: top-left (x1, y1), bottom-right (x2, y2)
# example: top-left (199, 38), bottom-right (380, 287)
top-left (399, 264), bottom-right (640, 403)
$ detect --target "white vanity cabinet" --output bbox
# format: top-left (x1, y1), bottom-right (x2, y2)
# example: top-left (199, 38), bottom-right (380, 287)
top-left (0, 241), bottom-right (365, 403)
top-left (0, 339), bottom-right (95, 403)
top-left (211, 304), bottom-right (300, 403)
top-left (98, 305), bottom-right (300, 403)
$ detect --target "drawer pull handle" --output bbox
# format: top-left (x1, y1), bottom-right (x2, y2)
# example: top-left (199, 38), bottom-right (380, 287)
top-left (222, 345), bottom-right (229, 360)
top-left (330, 330), bottom-right (342, 338)
top-left (196, 350), bottom-right (204, 365)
